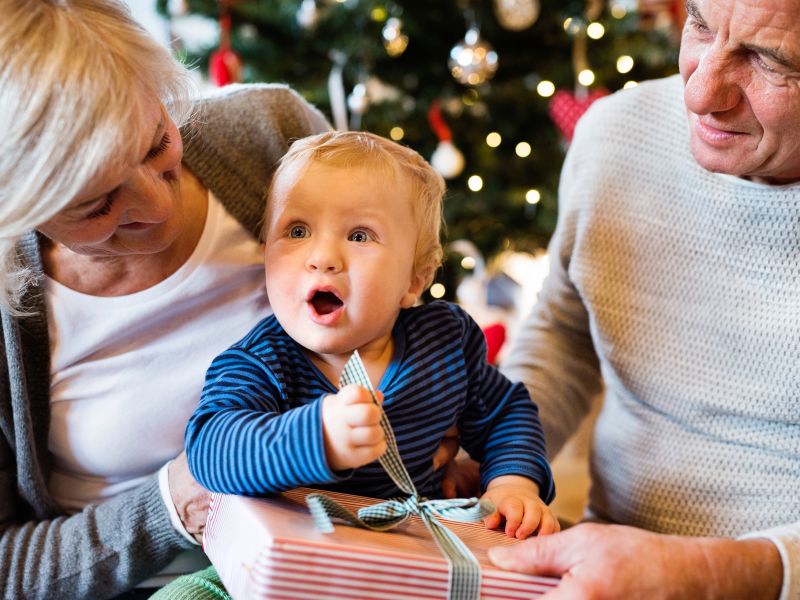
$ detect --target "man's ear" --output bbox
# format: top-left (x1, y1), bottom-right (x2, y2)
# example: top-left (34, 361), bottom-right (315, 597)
top-left (400, 270), bottom-right (429, 309)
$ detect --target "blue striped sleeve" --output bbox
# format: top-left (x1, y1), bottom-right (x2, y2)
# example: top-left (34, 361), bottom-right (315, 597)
top-left (185, 346), bottom-right (349, 495)
top-left (451, 305), bottom-right (555, 503)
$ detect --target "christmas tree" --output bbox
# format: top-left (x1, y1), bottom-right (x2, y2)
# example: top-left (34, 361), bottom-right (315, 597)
top-left (161, 0), bottom-right (679, 297)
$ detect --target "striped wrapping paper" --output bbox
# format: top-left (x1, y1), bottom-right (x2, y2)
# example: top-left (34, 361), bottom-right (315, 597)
top-left (203, 487), bottom-right (559, 599)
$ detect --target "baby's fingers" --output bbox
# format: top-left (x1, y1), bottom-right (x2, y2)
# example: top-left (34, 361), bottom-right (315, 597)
top-left (499, 498), bottom-right (524, 538)
top-left (535, 506), bottom-right (561, 536)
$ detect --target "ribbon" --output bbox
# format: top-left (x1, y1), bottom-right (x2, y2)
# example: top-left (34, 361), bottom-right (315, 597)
top-left (306, 351), bottom-right (495, 600)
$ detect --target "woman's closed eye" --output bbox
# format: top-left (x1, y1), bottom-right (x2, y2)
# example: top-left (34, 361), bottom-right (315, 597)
top-left (85, 194), bottom-right (115, 220)
top-left (146, 132), bottom-right (171, 160)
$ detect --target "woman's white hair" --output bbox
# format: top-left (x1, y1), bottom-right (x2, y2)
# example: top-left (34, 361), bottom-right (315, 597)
top-left (0, 0), bottom-right (194, 313)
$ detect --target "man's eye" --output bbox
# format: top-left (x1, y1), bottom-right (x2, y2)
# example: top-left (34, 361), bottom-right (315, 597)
top-left (289, 225), bottom-right (309, 238)
top-left (348, 230), bottom-right (371, 243)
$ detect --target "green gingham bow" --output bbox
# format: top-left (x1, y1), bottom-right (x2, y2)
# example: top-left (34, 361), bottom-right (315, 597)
top-left (306, 350), bottom-right (495, 600)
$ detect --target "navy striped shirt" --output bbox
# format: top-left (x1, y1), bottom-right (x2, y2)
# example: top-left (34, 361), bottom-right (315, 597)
top-left (185, 301), bottom-right (554, 502)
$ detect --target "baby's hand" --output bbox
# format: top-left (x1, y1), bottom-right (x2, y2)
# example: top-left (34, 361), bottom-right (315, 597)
top-left (321, 384), bottom-right (386, 471)
top-left (482, 475), bottom-right (560, 539)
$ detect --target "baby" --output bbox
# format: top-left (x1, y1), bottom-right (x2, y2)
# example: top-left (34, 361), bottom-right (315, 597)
top-left (185, 130), bottom-right (558, 538)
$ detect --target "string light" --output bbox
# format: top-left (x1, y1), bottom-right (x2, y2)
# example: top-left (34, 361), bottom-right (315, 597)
top-left (536, 80), bottom-right (555, 97)
top-left (526, 189), bottom-right (541, 204)
top-left (429, 283), bottom-right (446, 298)
top-left (515, 142), bottom-right (532, 158)
top-left (616, 55), bottom-right (634, 74)
top-left (461, 256), bottom-right (476, 269)
top-left (586, 22), bottom-right (605, 39)
top-left (486, 132), bottom-right (502, 147)
top-left (370, 7), bottom-right (388, 21)
top-left (578, 69), bottom-right (595, 86)
top-left (610, 3), bottom-right (627, 18)
top-left (624, 80), bottom-right (639, 89)
top-left (467, 175), bottom-right (483, 191)
top-left (389, 126), bottom-right (404, 140)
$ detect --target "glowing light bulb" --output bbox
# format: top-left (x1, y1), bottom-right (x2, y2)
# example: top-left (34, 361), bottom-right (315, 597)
top-left (486, 132), bottom-right (502, 148)
top-left (526, 189), bottom-right (541, 204)
top-left (616, 55), bottom-right (634, 74)
top-left (515, 142), bottom-right (532, 158)
top-left (389, 126), bottom-right (404, 141)
top-left (537, 80), bottom-right (555, 97)
top-left (624, 80), bottom-right (639, 89)
top-left (461, 256), bottom-right (476, 269)
top-left (467, 175), bottom-right (483, 191)
top-left (430, 283), bottom-right (446, 298)
top-left (587, 22), bottom-right (605, 39)
top-left (578, 69), bottom-right (595, 86)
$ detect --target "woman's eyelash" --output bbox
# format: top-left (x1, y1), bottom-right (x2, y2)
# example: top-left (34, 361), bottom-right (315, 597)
top-left (146, 132), bottom-right (171, 160)
top-left (86, 196), bottom-right (114, 220)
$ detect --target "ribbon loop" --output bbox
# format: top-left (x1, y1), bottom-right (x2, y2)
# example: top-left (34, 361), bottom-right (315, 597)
top-left (305, 351), bottom-right (495, 600)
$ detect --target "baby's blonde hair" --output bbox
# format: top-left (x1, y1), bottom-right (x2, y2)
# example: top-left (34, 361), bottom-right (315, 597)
top-left (265, 131), bottom-right (446, 289)
top-left (0, 0), bottom-right (194, 313)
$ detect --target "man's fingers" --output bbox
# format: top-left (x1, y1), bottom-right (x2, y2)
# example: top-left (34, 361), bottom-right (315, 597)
top-left (488, 534), bottom-right (570, 577)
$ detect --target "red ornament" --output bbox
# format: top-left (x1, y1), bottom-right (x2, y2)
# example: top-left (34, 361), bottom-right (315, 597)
top-left (209, 13), bottom-right (241, 87)
top-left (548, 88), bottom-right (609, 141)
top-left (482, 322), bottom-right (507, 365)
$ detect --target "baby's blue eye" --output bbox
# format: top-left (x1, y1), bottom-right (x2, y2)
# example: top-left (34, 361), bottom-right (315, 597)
top-left (289, 225), bottom-right (309, 238)
top-left (349, 230), bottom-right (370, 243)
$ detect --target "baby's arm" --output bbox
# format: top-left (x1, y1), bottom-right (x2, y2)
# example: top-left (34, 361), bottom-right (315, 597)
top-left (482, 474), bottom-right (560, 539)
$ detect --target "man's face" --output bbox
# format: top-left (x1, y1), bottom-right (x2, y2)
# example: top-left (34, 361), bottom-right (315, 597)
top-left (679, 0), bottom-right (800, 184)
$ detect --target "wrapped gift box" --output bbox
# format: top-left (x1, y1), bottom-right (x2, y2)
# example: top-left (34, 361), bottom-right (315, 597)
top-left (204, 487), bottom-right (559, 599)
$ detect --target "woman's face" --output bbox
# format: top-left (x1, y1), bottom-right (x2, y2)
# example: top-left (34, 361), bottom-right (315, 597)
top-left (37, 96), bottom-right (186, 257)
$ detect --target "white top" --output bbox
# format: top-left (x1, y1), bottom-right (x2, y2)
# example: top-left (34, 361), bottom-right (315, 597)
top-left (45, 192), bottom-right (269, 578)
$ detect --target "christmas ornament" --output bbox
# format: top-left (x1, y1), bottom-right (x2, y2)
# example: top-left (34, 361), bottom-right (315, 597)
top-left (296, 0), bottom-right (319, 30)
top-left (493, 0), bottom-right (540, 31)
top-left (548, 88), bottom-right (609, 141)
top-left (382, 17), bottom-right (409, 57)
top-left (448, 27), bottom-right (498, 86)
top-left (209, 14), bottom-right (242, 87)
top-left (346, 82), bottom-right (370, 115)
top-left (427, 101), bottom-right (465, 179)
top-left (167, 0), bottom-right (188, 17)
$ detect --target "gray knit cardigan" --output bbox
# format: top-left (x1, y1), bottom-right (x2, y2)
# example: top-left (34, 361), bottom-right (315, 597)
top-left (0, 84), bottom-right (329, 600)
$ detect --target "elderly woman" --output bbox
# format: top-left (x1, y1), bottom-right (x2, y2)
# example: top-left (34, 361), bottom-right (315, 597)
top-left (0, 1), bottom-right (328, 598)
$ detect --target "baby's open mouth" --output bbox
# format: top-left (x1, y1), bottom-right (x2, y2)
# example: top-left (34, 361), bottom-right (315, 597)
top-left (309, 290), bottom-right (343, 315)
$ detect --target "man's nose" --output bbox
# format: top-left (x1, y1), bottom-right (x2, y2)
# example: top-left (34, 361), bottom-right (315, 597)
top-left (684, 48), bottom-right (741, 116)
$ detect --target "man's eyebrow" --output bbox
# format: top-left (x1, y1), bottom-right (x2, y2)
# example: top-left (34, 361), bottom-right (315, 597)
top-left (685, 0), bottom-right (703, 24)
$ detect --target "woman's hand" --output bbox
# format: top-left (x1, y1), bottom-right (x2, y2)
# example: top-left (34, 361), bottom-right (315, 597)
top-left (168, 452), bottom-right (212, 543)
top-left (488, 522), bottom-right (783, 599)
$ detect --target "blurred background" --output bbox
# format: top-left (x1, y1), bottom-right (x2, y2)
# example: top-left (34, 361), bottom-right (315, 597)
top-left (129, 0), bottom-right (683, 521)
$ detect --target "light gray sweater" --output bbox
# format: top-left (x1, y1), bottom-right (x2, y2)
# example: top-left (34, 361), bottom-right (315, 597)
top-left (0, 84), bottom-right (329, 599)
top-left (503, 74), bottom-right (800, 599)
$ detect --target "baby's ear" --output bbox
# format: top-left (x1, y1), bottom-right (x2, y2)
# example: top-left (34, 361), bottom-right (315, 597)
top-left (400, 270), bottom-right (429, 309)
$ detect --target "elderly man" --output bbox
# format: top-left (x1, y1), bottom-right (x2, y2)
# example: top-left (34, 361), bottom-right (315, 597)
top-left (492, 0), bottom-right (800, 597)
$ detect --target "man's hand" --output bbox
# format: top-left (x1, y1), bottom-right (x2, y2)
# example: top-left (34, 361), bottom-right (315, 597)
top-left (488, 522), bottom-right (783, 599)
top-left (322, 384), bottom-right (386, 471)
top-left (482, 475), bottom-right (559, 539)
top-left (168, 452), bottom-right (212, 543)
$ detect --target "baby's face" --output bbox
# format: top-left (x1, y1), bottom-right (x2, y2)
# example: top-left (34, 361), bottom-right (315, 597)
top-left (263, 162), bottom-right (424, 359)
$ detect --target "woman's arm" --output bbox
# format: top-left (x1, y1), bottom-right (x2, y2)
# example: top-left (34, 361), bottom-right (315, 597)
top-left (0, 435), bottom-right (192, 599)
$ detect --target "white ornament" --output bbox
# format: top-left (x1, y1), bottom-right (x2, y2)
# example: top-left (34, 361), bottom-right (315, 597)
top-left (296, 0), bottom-right (319, 30)
top-left (448, 28), bottom-right (499, 86)
top-left (346, 83), bottom-right (370, 115)
top-left (494, 0), bottom-right (540, 31)
top-left (431, 140), bottom-right (465, 179)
